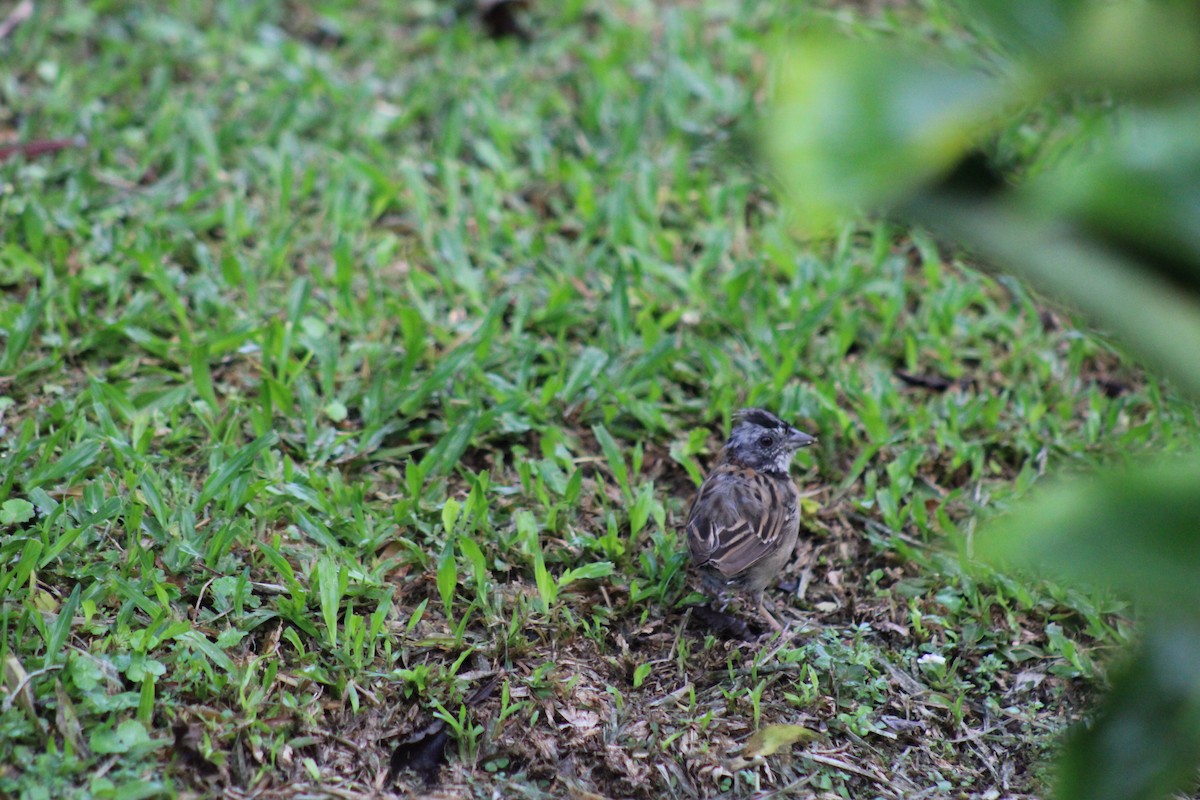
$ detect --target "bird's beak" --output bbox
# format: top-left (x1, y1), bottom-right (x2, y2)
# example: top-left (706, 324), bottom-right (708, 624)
top-left (788, 428), bottom-right (817, 448)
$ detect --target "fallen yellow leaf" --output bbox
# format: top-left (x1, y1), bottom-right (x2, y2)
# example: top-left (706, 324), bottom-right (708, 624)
top-left (744, 724), bottom-right (818, 758)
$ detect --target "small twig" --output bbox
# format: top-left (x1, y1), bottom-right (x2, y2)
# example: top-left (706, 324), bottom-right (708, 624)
top-left (1, 662), bottom-right (63, 712)
top-left (194, 576), bottom-right (217, 616)
top-left (847, 512), bottom-right (927, 549)
top-left (878, 659), bottom-right (929, 697)
top-left (804, 751), bottom-right (889, 785)
top-left (464, 672), bottom-right (501, 706)
top-left (314, 728), bottom-right (365, 756)
top-left (648, 682), bottom-right (693, 708)
top-left (707, 661), bottom-right (811, 680)
top-left (295, 787), bottom-right (366, 800)
top-left (0, 135), bottom-right (86, 163)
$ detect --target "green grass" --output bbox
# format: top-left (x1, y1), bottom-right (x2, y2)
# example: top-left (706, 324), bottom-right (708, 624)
top-left (1, 1), bottom-right (1198, 797)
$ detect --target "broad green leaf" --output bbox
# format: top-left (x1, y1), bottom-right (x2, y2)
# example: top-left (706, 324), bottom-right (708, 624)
top-left (1055, 620), bottom-right (1200, 800)
top-left (437, 542), bottom-right (458, 618)
top-left (137, 471), bottom-right (169, 532)
top-left (26, 487), bottom-right (57, 516)
top-left (633, 662), bottom-right (652, 689)
top-left (442, 497), bottom-right (462, 535)
top-left (3, 539), bottom-right (43, 597)
top-left (515, 509), bottom-right (538, 555)
top-left (89, 719), bottom-right (152, 755)
top-left (592, 424), bottom-right (630, 503)
top-left (317, 557), bottom-right (342, 648)
top-left (559, 561), bottom-right (614, 587)
top-left (190, 342), bottom-right (218, 410)
top-left (138, 675), bottom-right (156, 726)
top-left (257, 539), bottom-right (299, 590)
top-left (45, 585), bottom-right (81, 667)
top-left (459, 537), bottom-right (487, 596)
top-left (564, 468), bottom-right (583, 505)
top-left (533, 551), bottom-right (556, 611)
top-left (561, 347), bottom-right (609, 404)
top-left (629, 482), bottom-right (656, 538)
top-left (0, 499), bottom-right (34, 526)
top-left (406, 598), bottom-right (428, 635)
top-left (977, 454), bottom-right (1200, 606)
top-left (176, 630), bottom-right (235, 673)
top-left (324, 400), bottom-right (348, 422)
top-left (29, 440), bottom-right (103, 487)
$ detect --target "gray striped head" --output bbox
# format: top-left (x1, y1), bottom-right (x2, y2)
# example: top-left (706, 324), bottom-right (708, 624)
top-left (723, 408), bottom-right (816, 472)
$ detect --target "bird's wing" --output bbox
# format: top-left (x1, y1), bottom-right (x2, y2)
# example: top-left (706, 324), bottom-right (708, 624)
top-left (685, 465), bottom-right (791, 578)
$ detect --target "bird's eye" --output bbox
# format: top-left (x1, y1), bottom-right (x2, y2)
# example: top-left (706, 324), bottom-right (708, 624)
top-left (758, 435), bottom-right (774, 448)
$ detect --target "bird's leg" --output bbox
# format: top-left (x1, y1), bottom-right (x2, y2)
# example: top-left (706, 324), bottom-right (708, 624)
top-left (754, 591), bottom-right (783, 632)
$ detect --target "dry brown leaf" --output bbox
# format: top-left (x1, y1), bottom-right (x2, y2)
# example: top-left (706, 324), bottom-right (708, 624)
top-left (560, 707), bottom-right (601, 737)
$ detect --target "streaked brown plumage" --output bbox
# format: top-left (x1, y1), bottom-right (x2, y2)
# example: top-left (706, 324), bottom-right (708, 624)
top-left (686, 408), bottom-right (816, 630)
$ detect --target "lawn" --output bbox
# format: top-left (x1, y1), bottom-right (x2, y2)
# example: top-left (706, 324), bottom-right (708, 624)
top-left (2, 1), bottom-right (1199, 798)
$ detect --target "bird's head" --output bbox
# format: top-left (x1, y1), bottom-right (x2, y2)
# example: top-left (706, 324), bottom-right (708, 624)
top-left (721, 408), bottom-right (816, 473)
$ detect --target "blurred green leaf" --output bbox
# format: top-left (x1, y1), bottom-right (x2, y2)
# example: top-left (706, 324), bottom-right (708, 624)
top-left (1055, 619), bottom-right (1200, 800)
top-left (969, 0), bottom-right (1077, 51)
top-left (977, 454), bottom-right (1200, 607)
top-left (968, 0), bottom-right (1200, 96)
top-left (1023, 103), bottom-right (1200, 272)
top-left (1058, 2), bottom-right (1200, 96)
top-left (767, 38), bottom-right (1006, 232)
top-left (906, 192), bottom-right (1200, 397)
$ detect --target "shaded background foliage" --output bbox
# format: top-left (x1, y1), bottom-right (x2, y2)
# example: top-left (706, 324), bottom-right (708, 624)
top-left (768, 1), bottom-right (1200, 798)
